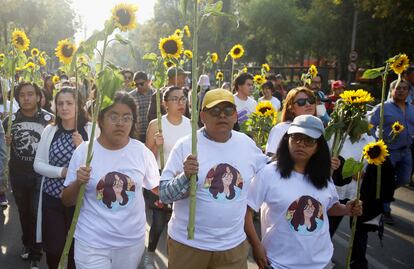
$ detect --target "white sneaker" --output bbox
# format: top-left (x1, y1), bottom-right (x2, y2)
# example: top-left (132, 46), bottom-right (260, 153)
top-left (144, 252), bottom-right (156, 269)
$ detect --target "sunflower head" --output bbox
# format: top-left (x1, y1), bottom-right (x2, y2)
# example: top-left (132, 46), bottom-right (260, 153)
top-left (52, 75), bottom-right (60, 85)
top-left (391, 54), bottom-right (409, 75)
top-left (216, 71), bottom-right (224, 81)
top-left (340, 89), bottom-right (374, 105)
top-left (254, 74), bottom-right (266, 85)
top-left (184, 50), bottom-right (193, 59)
top-left (31, 48), bottom-right (39, 57)
top-left (309, 65), bottom-right (318, 78)
top-left (211, 52), bottom-right (218, 63)
top-left (164, 61), bottom-right (176, 69)
top-left (262, 63), bottom-right (270, 72)
top-left (362, 140), bottom-right (389, 165)
top-left (229, 44), bottom-right (244, 60)
top-left (11, 29), bottom-right (30, 52)
top-left (255, 101), bottom-right (275, 117)
top-left (40, 51), bottom-right (47, 58)
top-left (0, 53), bottom-right (4, 62)
top-left (183, 25), bottom-right (191, 37)
top-left (77, 55), bottom-right (87, 65)
top-left (242, 66), bottom-right (248, 73)
top-left (159, 35), bottom-right (183, 59)
top-left (111, 3), bottom-right (138, 32)
top-left (39, 57), bottom-right (46, 66)
top-left (25, 62), bottom-right (36, 70)
top-left (55, 39), bottom-right (76, 65)
top-left (174, 29), bottom-right (182, 37)
top-left (392, 121), bottom-right (405, 134)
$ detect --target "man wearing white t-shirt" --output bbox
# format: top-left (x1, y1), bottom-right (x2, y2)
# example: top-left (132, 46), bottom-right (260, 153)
top-left (160, 89), bottom-right (267, 269)
top-left (233, 73), bottom-right (257, 124)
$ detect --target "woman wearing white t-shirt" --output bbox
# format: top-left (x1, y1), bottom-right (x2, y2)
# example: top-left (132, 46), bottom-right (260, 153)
top-left (62, 92), bottom-right (159, 269)
top-left (245, 115), bottom-right (362, 269)
top-left (258, 81), bottom-right (281, 111)
top-left (265, 87), bottom-right (316, 156)
top-left (144, 86), bottom-right (191, 267)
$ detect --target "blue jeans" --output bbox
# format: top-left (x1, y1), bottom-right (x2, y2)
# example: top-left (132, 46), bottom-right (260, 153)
top-left (384, 147), bottom-right (412, 213)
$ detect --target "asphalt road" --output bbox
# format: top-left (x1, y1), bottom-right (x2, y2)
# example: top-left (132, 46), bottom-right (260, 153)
top-left (1, 187), bottom-right (413, 269)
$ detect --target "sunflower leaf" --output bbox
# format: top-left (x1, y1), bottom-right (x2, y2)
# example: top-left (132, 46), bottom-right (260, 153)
top-left (143, 53), bottom-right (158, 61)
top-left (114, 34), bottom-right (129, 45)
top-left (342, 157), bottom-right (364, 179)
top-left (96, 67), bottom-right (123, 111)
top-left (361, 67), bottom-right (385, 79)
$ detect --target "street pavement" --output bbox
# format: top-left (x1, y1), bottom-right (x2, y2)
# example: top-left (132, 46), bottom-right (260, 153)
top-left (1, 187), bottom-right (413, 269)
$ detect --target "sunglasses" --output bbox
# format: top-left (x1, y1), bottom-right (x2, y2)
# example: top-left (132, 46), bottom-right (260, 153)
top-left (206, 106), bottom-right (236, 117)
top-left (293, 96), bottom-right (316, 107)
top-left (289, 133), bottom-right (317, 147)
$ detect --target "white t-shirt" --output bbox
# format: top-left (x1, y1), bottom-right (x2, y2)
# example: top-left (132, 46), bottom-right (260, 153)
top-left (328, 134), bottom-right (375, 200)
top-left (259, 96), bottom-right (281, 111)
top-left (265, 121), bottom-right (291, 154)
top-left (157, 115), bottom-right (191, 168)
top-left (64, 138), bottom-right (159, 248)
top-left (161, 130), bottom-right (267, 251)
top-left (233, 95), bottom-right (257, 123)
top-left (248, 163), bottom-right (339, 269)
top-left (0, 99), bottom-right (19, 118)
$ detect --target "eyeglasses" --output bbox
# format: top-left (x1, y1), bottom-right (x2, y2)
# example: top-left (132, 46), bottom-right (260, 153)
top-left (206, 106), bottom-right (236, 117)
top-left (289, 133), bottom-right (317, 147)
top-left (124, 76), bottom-right (132, 80)
top-left (136, 82), bottom-right (145, 87)
top-left (167, 96), bottom-right (187, 104)
top-left (107, 114), bottom-right (133, 125)
top-left (293, 97), bottom-right (316, 107)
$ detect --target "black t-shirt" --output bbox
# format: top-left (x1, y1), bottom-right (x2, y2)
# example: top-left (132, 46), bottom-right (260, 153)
top-left (3, 109), bottom-right (54, 177)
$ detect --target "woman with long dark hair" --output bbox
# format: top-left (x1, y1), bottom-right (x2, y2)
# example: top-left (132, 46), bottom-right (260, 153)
top-left (34, 87), bottom-right (90, 269)
top-left (245, 115), bottom-right (363, 269)
top-left (61, 91), bottom-right (159, 269)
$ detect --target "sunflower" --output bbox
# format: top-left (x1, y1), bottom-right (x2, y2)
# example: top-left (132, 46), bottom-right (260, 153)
top-left (262, 63), bottom-right (270, 72)
top-left (31, 48), bottom-right (39, 57)
top-left (11, 29), bottom-right (30, 52)
top-left (216, 71), bottom-right (224, 81)
top-left (184, 50), bottom-right (193, 59)
top-left (391, 121), bottom-right (405, 134)
top-left (183, 25), bottom-right (191, 37)
top-left (38, 57), bottom-right (46, 66)
top-left (0, 53), bottom-right (4, 62)
top-left (255, 101), bottom-right (275, 117)
top-left (229, 44), bottom-right (244, 60)
top-left (254, 74), bottom-right (266, 85)
top-left (174, 29), bottom-right (182, 37)
top-left (242, 66), bottom-right (248, 73)
top-left (55, 39), bottom-right (76, 65)
top-left (25, 62), bottom-right (36, 70)
top-left (77, 55), bottom-right (87, 65)
top-left (309, 65), bottom-right (318, 78)
top-left (52, 75), bottom-right (60, 84)
top-left (340, 89), bottom-right (374, 105)
top-left (391, 54), bottom-right (409, 75)
top-left (159, 35), bottom-right (183, 59)
top-left (362, 140), bottom-right (389, 166)
top-left (40, 51), bottom-right (47, 58)
top-left (111, 3), bottom-right (138, 32)
top-left (163, 61), bottom-right (176, 69)
top-left (211, 52), bottom-right (218, 63)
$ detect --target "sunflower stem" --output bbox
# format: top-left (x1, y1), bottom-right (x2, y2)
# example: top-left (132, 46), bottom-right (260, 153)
top-left (58, 30), bottom-right (109, 269)
top-left (188, 0), bottom-right (199, 240)
top-left (346, 155), bottom-right (364, 269)
top-left (156, 87), bottom-right (164, 169)
top-left (376, 63), bottom-right (389, 199)
top-left (230, 59), bottom-right (235, 91)
top-left (74, 62), bottom-right (79, 132)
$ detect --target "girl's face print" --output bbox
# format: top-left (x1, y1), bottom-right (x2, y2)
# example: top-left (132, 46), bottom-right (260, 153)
top-left (113, 177), bottom-right (124, 195)
top-left (222, 167), bottom-right (233, 187)
top-left (304, 199), bottom-right (315, 218)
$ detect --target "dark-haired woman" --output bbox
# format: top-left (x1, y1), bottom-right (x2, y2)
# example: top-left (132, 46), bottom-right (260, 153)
top-left (265, 87), bottom-right (316, 156)
top-left (245, 115), bottom-right (363, 269)
top-left (61, 91), bottom-right (159, 269)
top-left (34, 87), bottom-right (92, 269)
top-left (144, 86), bottom-right (191, 267)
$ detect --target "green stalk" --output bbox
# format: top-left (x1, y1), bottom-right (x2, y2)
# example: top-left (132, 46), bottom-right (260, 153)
top-left (188, 0), bottom-right (198, 240)
top-left (156, 87), bottom-right (164, 169)
top-left (346, 155), bottom-right (364, 269)
top-left (74, 63), bottom-right (79, 132)
top-left (58, 32), bottom-right (109, 269)
top-left (230, 59), bottom-right (235, 91)
top-left (376, 63), bottom-right (389, 199)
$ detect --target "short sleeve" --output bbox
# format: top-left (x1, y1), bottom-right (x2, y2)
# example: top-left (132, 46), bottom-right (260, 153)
top-left (161, 138), bottom-right (187, 182)
top-left (247, 165), bottom-right (271, 212)
top-left (142, 146), bottom-right (160, 190)
top-left (327, 179), bottom-right (340, 210)
top-left (63, 142), bottom-right (86, 187)
top-left (266, 123), bottom-right (288, 154)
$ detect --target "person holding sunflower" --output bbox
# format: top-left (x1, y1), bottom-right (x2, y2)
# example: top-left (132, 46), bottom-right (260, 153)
top-left (370, 79), bottom-right (414, 224)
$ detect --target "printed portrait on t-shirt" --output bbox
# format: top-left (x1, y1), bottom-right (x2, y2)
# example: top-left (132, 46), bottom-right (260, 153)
top-left (11, 122), bottom-right (43, 162)
top-left (96, 172), bottom-right (136, 210)
top-left (203, 163), bottom-right (243, 201)
top-left (286, 195), bottom-right (324, 235)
